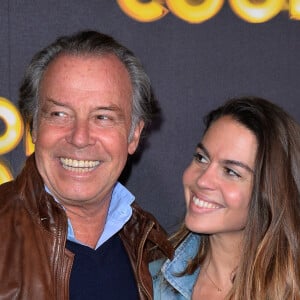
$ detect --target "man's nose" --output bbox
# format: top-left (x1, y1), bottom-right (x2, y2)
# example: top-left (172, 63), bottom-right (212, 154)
top-left (66, 119), bottom-right (95, 148)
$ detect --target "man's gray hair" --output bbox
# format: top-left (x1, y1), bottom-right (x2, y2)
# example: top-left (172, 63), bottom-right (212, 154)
top-left (19, 30), bottom-right (155, 140)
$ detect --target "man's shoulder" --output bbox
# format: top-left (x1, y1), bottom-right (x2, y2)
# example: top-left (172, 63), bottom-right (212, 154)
top-left (129, 202), bottom-right (168, 234)
top-left (122, 201), bottom-right (174, 259)
top-left (0, 180), bottom-right (19, 206)
top-left (131, 202), bottom-right (157, 222)
top-left (0, 180), bottom-right (31, 239)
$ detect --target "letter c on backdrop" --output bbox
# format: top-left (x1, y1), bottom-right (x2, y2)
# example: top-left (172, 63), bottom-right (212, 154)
top-left (0, 162), bottom-right (13, 185)
top-left (0, 97), bottom-right (24, 155)
top-left (117, 0), bottom-right (169, 22)
top-left (166, 0), bottom-right (225, 23)
top-left (229, 0), bottom-right (286, 23)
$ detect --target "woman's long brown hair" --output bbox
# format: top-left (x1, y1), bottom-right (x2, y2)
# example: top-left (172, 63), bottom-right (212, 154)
top-left (171, 97), bottom-right (300, 299)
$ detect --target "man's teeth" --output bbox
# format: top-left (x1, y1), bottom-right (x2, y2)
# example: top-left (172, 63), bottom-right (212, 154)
top-left (192, 196), bottom-right (220, 209)
top-left (60, 158), bottom-right (100, 172)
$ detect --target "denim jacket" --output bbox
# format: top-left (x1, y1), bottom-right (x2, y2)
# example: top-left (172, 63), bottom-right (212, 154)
top-left (150, 233), bottom-right (201, 299)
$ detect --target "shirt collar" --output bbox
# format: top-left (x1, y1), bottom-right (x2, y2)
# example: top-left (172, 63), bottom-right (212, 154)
top-left (45, 182), bottom-right (134, 249)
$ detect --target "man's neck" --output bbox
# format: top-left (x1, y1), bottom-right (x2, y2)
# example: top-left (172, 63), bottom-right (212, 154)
top-left (65, 201), bottom-right (110, 249)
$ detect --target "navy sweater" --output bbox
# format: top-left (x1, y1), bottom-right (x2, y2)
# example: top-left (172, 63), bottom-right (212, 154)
top-left (66, 234), bottom-right (139, 299)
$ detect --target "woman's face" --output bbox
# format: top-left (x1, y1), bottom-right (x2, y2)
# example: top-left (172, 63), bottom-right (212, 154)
top-left (183, 116), bottom-right (257, 237)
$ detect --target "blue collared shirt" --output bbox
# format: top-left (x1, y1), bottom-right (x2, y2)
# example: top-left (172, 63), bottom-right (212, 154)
top-left (46, 182), bottom-right (134, 249)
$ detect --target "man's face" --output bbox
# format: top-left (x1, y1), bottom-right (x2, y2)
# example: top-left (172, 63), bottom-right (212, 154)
top-left (32, 54), bottom-right (144, 208)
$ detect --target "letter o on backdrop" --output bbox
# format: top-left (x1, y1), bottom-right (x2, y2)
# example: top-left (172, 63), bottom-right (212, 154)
top-left (290, 0), bottom-right (300, 19)
top-left (229, 0), bottom-right (286, 23)
top-left (166, 0), bottom-right (225, 23)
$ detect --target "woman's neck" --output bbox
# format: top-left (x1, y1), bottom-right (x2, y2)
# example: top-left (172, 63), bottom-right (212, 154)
top-left (208, 232), bottom-right (243, 270)
top-left (205, 232), bottom-right (243, 290)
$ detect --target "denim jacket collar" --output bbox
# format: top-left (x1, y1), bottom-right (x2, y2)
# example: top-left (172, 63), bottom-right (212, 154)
top-left (161, 233), bottom-right (201, 298)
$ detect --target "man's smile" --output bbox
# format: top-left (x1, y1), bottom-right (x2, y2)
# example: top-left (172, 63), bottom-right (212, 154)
top-left (60, 157), bottom-right (100, 172)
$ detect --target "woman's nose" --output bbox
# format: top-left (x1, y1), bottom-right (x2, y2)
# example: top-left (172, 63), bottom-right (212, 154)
top-left (196, 164), bottom-right (217, 190)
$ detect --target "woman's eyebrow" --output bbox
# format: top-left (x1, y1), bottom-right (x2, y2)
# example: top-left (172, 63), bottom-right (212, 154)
top-left (197, 143), bottom-right (210, 159)
top-left (197, 142), bottom-right (254, 173)
top-left (223, 159), bottom-right (254, 174)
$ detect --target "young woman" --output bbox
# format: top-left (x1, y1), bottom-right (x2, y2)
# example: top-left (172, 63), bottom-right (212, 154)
top-left (151, 97), bottom-right (300, 299)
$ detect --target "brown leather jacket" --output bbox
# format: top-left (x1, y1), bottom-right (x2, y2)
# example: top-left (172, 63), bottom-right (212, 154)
top-left (0, 155), bottom-right (173, 299)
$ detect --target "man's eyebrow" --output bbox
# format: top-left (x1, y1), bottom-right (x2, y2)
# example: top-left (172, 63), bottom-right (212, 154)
top-left (197, 142), bottom-right (254, 173)
top-left (94, 105), bottom-right (122, 112)
top-left (44, 99), bottom-right (122, 113)
top-left (44, 98), bottom-right (66, 107)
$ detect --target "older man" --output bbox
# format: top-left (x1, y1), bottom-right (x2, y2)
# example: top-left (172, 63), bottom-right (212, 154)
top-left (0, 30), bottom-right (173, 299)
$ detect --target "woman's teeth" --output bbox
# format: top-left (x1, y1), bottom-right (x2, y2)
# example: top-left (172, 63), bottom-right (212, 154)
top-left (192, 196), bottom-right (220, 209)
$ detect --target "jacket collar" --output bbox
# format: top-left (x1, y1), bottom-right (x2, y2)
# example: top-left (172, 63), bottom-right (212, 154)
top-left (15, 153), bottom-right (68, 232)
top-left (161, 233), bottom-right (201, 298)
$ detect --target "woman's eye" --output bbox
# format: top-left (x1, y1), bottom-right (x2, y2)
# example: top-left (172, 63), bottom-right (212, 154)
top-left (193, 153), bottom-right (208, 164)
top-left (224, 167), bottom-right (241, 178)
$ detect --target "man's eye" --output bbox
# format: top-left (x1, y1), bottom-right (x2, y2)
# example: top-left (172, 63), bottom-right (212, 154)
top-left (97, 115), bottom-right (109, 120)
top-left (51, 111), bottom-right (66, 117)
top-left (193, 153), bottom-right (208, 164)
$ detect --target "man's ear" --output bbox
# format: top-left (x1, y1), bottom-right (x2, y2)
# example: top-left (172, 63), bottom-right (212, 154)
top-left (128, 120), bottom-right (144, 155)
top-left (31, 126), bottom-right (37, 144)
